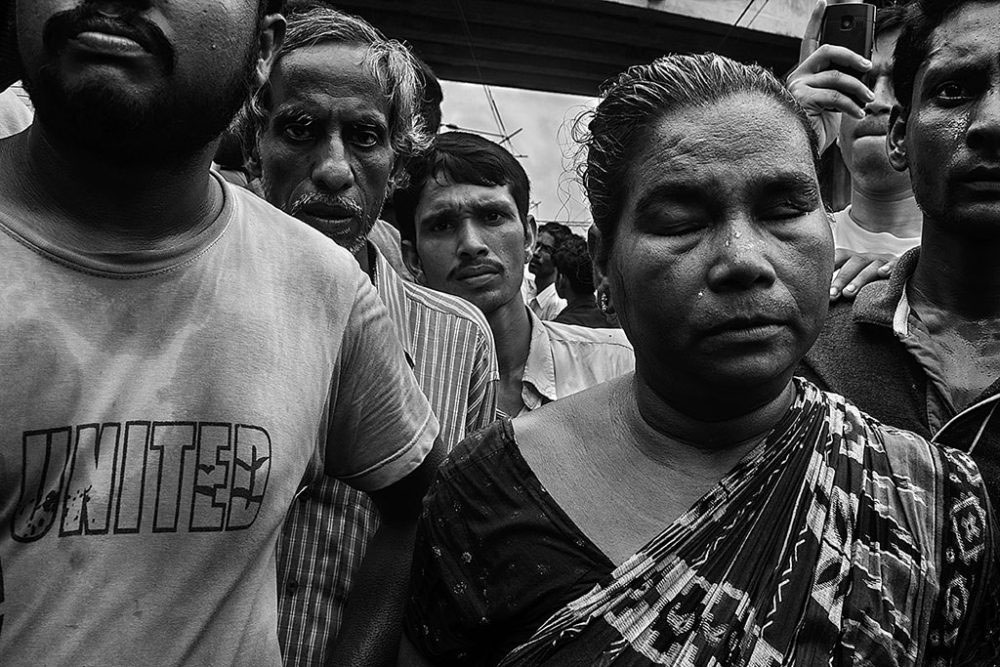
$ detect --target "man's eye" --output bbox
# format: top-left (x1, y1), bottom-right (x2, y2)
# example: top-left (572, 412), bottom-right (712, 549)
top-left (282, 123), bottom-right (313, 142)
top-left (350, 128), bottom-right (381, 148)
top-left (481, 212), bottom-right (504, 224)
top-left (933, 82), bottom-right (970, 103)
top-left (427, 220), bottom-right (453, 233)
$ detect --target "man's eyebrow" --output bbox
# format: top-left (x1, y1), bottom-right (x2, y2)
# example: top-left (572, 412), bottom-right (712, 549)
top-left (271, 105), bottom-right (320, 124)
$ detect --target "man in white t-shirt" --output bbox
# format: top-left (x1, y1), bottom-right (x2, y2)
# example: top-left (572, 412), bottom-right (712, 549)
top-left (787, 4), bottom-right (920, 293)
top-left (0, 2), bottom-right (439, 664)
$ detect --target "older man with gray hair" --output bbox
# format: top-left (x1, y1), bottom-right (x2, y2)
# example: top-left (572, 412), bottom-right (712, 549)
top-left (238, 4), bottom-right (498, 664)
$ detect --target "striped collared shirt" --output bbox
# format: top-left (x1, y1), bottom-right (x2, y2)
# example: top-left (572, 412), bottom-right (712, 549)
top-left (277, 243), bottom-right (499, 666)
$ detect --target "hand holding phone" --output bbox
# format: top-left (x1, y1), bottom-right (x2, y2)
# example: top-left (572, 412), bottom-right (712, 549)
top-left (786, 0), bottom-right (875, 152)
top-left (819, 3), bottom-right (875, 81)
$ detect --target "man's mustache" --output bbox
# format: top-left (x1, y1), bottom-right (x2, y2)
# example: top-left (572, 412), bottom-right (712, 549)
top-left (42, 4), bottom-right (175, 73)
top-left (288, 192), bottom-right (364, 220)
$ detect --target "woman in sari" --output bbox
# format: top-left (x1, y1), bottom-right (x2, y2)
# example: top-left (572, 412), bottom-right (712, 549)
top-left (403, 53), bottom-right (998, 666)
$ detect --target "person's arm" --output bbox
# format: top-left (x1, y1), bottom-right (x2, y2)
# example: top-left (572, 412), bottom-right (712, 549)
top-left (321, 269), bottom-right (442, 665)
top-left (785, 0), bottom-right (874, 153)
top-left (327, 444), bottom-right (445, 667)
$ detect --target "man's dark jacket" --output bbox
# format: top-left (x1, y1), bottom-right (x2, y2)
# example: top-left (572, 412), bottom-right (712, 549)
top-left (799, 249), bottom-right (1000, 503)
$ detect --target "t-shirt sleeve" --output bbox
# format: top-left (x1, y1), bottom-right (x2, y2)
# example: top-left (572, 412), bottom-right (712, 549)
top-left (324, 270), bottom-right (438, 492)
top-left (926, 447), bottom-right (1000, 664)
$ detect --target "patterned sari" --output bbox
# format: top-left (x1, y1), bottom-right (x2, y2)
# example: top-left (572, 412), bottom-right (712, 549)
top-left (498, 381), bottom-right (997, 666)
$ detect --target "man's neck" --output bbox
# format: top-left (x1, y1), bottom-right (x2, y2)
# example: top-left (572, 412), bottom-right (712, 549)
top-left (533, 272), bottom-right (554, 294)
top-left (911, 221), bottom-right (1000, 320)
top-left (847, 185), bottom-right (922, 239)
top-left (355, 241), bottom-right (372, 278)
top-left (565, 291), bottom-right (596, 310)
top-left (487, 297), bottom-right (533, 378)
top-left (1, 124), bottom-right (222, 251)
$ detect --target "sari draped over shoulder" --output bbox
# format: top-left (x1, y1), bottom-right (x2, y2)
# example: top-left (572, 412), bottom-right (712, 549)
top-left (500, 380), bottom-right (997, 667)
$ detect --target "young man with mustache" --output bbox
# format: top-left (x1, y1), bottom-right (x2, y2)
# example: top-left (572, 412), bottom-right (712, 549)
top-left (394, 132), bottom-right (634, 419)
top-left (240, 5), bottom-right (498, 664)
top-left (0, 1), bottom-right (441, 663)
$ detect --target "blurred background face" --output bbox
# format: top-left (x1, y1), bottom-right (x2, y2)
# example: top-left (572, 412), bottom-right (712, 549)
top-left (529, 230), bottom-right (556, 280)
top-left (838, 29), bottom-right (910, 195)
top-left (411, 178), bottom-right (530, 316)
top-left (898, 3), bottom-right (1000, 235)
top-left (18, 0), bottom-right (262, 162)
top-left (607, 93), bottom-right (833, 406)
top-left (259, 43), bottom-right (394, 255)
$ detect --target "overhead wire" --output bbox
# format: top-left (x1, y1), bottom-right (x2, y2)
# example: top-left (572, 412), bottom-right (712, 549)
top-left (452, 0), bottom-right (516, 153)
top-left (715, 0), bottom-right (760, 51)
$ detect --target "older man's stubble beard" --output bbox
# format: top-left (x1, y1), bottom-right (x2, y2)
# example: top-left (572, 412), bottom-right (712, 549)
top-left (260, 173), bottom-right (377, 257)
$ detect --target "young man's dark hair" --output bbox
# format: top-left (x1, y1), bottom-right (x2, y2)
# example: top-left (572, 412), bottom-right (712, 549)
top-left (394, 131), bottom-right (531, 244)
top-left (416, 56), bottom-right (443, 134)
top-left (553, 236), bottom-right (595, 296)
top-left (538, 221), bottom-right (573, 246)
top-left (891, 0), bottom-right (996, 112)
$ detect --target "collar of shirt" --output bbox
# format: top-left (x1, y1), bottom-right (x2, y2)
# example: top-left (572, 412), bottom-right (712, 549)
top-left (850, 246), bottom-right (920, 332)
top-left (370, 241), bottom-right (415, 370)
top-left (851, 247), bottom-right (963, 431)
top-left (522, 307), bottom-right (558, 410)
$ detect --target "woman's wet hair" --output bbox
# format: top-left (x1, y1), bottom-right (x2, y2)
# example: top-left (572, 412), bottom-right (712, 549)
top-left (575, 53), bottom-right (818, 267)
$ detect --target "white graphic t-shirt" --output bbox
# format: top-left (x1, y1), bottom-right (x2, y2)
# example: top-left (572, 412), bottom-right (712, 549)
top-left (0, 175), bottom-right (437, 665)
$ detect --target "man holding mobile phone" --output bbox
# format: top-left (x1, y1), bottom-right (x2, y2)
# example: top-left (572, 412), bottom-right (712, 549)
top-left (788, 2), bottom-right (921, 295)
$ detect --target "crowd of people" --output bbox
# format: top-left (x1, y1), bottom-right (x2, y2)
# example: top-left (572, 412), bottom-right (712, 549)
top-left (0, 0), bottom-right (997, 665)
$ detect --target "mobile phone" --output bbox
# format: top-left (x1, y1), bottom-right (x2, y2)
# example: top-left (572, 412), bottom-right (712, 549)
top-left (819, 3), bottom-right (875, 81)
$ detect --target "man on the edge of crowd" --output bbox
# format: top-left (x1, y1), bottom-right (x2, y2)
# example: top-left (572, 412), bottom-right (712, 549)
top-left (553, 235), bottom-right (612, 328)
top-left (788, 3), bottom-right (921, 261)
top-left (394, 132), bottom-right (634, 418)
top-left (527, 221), bottom-right (570, 320)
top-left (239, 6), bottom-right (498, 664)
top-left (0, 1), bottom-right (441, 664)
top-left (800, 0), bottom-right (1000, 505)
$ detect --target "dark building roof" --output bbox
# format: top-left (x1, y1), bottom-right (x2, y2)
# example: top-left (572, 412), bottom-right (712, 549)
top-left (329, 0), bottom-right (799, 97)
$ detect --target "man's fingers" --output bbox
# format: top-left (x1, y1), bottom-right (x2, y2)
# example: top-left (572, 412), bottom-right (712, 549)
top-left (806, 69), bottom-right (873, 101)
top-left (830, 255), bottom-right (866, 298)
top-left (804, 87), bottom-right (868, 118)
top-left (799, 0), bottom-right (828, 61)
top-left (801, 44), bottom-right (872, 76)
top-left (830, 252), bottom-right (892, 301)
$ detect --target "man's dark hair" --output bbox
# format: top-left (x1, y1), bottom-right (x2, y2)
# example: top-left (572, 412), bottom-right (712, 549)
top-left (875, 5), bottom-right (906, 39)
top-left (553, 236), bottom-right (595, 296)
top-left (892, 0), bottom-right (998, 112)
top-left (416, 56), bottom-right (443, 134)
top-left (394, 131), bottom-right (531, 244)
top-left (538, 222), bottom-right (573, 245)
